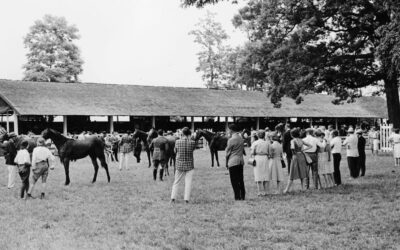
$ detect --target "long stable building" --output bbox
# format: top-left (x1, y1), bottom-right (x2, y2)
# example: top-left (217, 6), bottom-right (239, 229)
top-left (0, 79), bottom-right (388, 135)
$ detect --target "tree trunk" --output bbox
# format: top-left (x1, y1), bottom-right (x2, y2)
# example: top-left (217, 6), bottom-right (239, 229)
top-left (384, 77), bottom-right (400, 128)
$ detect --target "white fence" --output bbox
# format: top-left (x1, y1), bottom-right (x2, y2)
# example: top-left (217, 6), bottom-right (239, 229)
top-left (380, 124), bottom-right (393, 152)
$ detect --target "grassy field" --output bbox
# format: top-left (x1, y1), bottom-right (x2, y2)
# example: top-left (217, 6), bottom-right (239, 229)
top-left (0, 148), bottom-right (399, 250)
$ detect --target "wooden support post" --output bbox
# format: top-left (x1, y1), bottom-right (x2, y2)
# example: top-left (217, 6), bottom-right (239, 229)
top-left (225, 117), bottom-right (229, 132)
top-left (12, 112), bottom-right (18, 135)
top-left (310, 118), bottom-right (313, 128)
top-left (256, 117), bottom-right (260, 130)
top-left (335, 118), bottom-right (338, 130)
top-left (6, 112), bottom-right (9, 132)
top-left (152, 116), bottom-right (156, 128)
top-left (191, 116), bottom-right (195, 132)
top-left (63, 115), bottom-right (68, 136)
top-left (108, 116), bottom-right (114, 133)
top-left (217, 116), bottom-right (220, 122)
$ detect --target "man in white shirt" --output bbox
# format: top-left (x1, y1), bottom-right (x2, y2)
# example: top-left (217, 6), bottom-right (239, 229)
top-left (27, 138), bottom-right (55, 199)
top-left (14, 140), bottom-right (31, 199)
top-left (330, 130), bottom-right (342, 185)
top-left (342, 127), bottom-right (359, 179)
top-left (302, 128), bottom-right (319, 189)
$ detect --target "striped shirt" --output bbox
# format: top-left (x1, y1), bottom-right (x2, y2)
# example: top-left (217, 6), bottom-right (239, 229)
top-left (175, 137), bottom-right (196, 172)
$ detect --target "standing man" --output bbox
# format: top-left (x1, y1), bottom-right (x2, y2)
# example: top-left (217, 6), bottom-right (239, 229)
top-left (282, 123), bottom-right (292, 174)
top-left (170, 127), bottom-right (196, 203)
top-left (326, 125), bottom-right (334, 143)
top-left (149, 129), bottom-right (169, 181)
top-left (343, 127), bottom-right (360, 179)
top-left (330, 130), bottom-right (342, 185)
top-left (368, 127), bottom-right (380, 156)
top-left (3, 132), bottom-right (17, 189)
top-left (226, 124), bottom-right (246, 200)
top-left (302, 128), bottom-right (319, 189)
top-left (27, 138), bottom-right (55, 199)
top-left (357, 129), bottom-right (366, 177)
top-left (110, 132), bottom-right (119, 162)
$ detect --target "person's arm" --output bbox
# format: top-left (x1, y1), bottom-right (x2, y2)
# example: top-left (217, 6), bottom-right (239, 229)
top-left (302, 141), bottom-right (312, 152)
top-left (250, 142), bottom-right (256, 157)
top-left (31, 150), bottom-right (37, 168)
top-left (225, 140), bottom-right (232, 168)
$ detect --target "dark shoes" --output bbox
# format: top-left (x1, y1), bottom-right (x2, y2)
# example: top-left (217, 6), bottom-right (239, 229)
top-left (27, 193), bottom-right (36, 199)
top-left (40, 193), bottom-right (45, 199)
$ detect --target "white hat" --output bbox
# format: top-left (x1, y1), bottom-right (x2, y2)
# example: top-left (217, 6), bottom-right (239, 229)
top-left (356, 129), bottom-right (363, 134)
top-left (347, 127), bottom-right (354, 133)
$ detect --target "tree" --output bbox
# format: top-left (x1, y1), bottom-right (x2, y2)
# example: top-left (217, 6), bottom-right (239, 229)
top-left (189, 11), bottom-right (229, 88)
top-left (23, 15), bottom-right (84, 83)
top-left (185, 0), bottom-right (400, 127)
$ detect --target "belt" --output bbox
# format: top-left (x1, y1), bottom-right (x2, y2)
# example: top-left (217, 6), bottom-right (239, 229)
top-left (305, 152), bottom-right (317, 154)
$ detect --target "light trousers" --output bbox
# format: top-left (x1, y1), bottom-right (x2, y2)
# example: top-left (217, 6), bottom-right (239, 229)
top-left (119, 153), bottom-right (129, 170)
top-left (7, 165), bottom-right (17, 188)
top-left (171, 169), bottom-right (194, 201)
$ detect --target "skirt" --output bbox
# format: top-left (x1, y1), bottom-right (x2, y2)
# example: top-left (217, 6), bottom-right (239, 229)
top-left (373, 139), bottom-right (380, 151)
top-left (289, 152), bottom-right (309, 180)
top-left (253, 155), bottom-right (269, 182)
top-left (318, 152), bottom-right (333, 174)
top-left (268, 157), bottom-right (284, 181)
top-left (394, 143), bottom-right (400, 158)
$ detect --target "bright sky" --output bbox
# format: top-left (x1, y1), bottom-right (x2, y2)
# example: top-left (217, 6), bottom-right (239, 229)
top-left (0, 0), bottom-right (246, 88)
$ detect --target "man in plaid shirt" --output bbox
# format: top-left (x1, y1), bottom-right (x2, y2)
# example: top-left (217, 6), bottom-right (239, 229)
top-left (170, 127), bottom-right (197, 203)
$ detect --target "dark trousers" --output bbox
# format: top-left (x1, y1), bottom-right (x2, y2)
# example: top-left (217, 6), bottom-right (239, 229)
top-left (305, 153), bottom-right (319, 189)
top-left (332, 153), bottom-right (342, 185)
top-left (112, 147), bottom-right (119, 162)
top-left (347, 157), bottom-right (360, 178)
top-left (228, 165), bottom-right (245, 200)
top-left (286, 154), bottom-right (292, 174)
top-left (358, 153), bottom-right (366, 176)
top-left (18, 165), bottom-right (30, 198)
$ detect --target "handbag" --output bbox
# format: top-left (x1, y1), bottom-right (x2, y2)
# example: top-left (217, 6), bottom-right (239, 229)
top-left (247, 157), bottom-right (256, 167)
top-left (303, 152), bottom-right (313, 165)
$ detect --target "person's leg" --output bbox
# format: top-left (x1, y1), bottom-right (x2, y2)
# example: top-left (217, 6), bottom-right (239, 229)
top-left (283, 180), bottom-right (292, 193)
top-left (28, 174), bottom-right (38, 198)
top-left (256, 181), bottom-right (262, 196)
top-left (113, 147), bottom-right (119, 162)
top-left (153, 161), bottom-right (159, 181)
top-left (287, 156), bottom-right (292, 175)
top-left (184, 169), bottom-right (194, 202)
top-left (263, 181), bottom-right (268, 195)
top-left (229, 166), bottom-right (240, 200)
top-left (159, 162), bottom-right (165, 181)
top-left (124, 153), bottom-right (129, 170)
top-left (237, 165), bottom-right (245, 200)
top-left (171, 170), bottom-right (184, 201)
top-left (7, 165), bottom-right (16, 188)
top-left (119, 153), bottom-right (124, 170)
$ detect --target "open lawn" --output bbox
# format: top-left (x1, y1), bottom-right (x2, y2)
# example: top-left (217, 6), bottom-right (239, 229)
top-left (0, 148), bottom-right (399, 250)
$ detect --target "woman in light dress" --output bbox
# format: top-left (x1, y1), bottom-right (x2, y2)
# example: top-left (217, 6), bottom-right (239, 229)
top-left (389, 128), bottom-right (400, 167)
top-left (250, 130), bottom-right (270, 196)
top-left (268, 133), bottom-right (284, 194)
top-left (315, 130), bottom-right (334, 188)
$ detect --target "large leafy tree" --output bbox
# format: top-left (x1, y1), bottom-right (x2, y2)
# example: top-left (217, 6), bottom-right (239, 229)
top-left (23, 15), bottom-right (84, 83)
top-left (184, 0), bottom-right (400, 127)
top-left (189, 11), bottom-right (229, 88)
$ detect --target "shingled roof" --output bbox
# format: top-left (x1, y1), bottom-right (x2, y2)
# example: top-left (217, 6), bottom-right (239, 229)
top-left (0, 79), bottom-right (388, 118)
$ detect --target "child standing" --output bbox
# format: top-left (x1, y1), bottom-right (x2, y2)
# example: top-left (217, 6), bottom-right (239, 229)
top-left (14, 141), bottom-right (31, 199)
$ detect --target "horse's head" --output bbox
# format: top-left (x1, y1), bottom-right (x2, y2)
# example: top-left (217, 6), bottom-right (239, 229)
top-left (41, 128), bottom-right (52, 140)
top-left (147, 128), bottom-right (158, 142)
top-left (194, 130), bottom-right (202, 141)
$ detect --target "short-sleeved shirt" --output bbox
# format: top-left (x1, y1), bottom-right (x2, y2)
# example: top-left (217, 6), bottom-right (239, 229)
top-left (343, 134), bottom-right (359, 157)
top-left (32, 146), bottom-right (55, 169)
top-left (330, 137), bottom-right (342, 154)
top-left (303, 135), bottom-right (318, 153)
top-left (175, 137), bottom-right (196, 172)
top-left (14, 149), bottom-right (31, 165)
top-left (251, 139), bottom-right (270, 156)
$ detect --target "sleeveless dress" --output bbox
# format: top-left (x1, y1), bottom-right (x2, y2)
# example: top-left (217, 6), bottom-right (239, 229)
top-left (317, 140), bottom-right (332, 174)
top-left (289, 139), bottom-right (309, 180)
top-left (268, 141), bottom-right (284, 181)
top-left (392, 133), bottom-right (400, 158)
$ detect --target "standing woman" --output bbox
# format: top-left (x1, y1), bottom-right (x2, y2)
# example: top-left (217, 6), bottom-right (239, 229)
top-left (389, 128), bottom-right (400, 167)
top-left (268, 133), bottom-right (284, 194)
top-left (283, 128), bottom-right (312, 193)
top-left (316, 131), bottom-right (334, 188)
top-left (250, 130), bottom-right (270, 196)
top-left (118, 134), bottom-right (132, 171)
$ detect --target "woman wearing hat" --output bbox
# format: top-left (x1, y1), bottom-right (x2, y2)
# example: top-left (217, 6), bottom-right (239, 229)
top-left (389, 128), bottom-right (400, 167)
top-left (250, 130), bottom-right (270, 196)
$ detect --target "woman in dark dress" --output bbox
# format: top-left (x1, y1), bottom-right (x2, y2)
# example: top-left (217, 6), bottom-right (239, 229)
top-left (284, 128), bottom-right (312, 193)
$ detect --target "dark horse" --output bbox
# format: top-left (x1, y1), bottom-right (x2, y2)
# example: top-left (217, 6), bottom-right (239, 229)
top-left (0, 132), bottom-right (38, 154)
top-left (41, 128), bottom-right (110, 185)
top-left (194, 129), bottom-right (228, 167)
top-left (132, 129), bottom-right (153, 167)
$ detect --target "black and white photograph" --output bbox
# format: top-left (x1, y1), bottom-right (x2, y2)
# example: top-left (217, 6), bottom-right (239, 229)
top-left (1, 0), bottom-right (400, 249)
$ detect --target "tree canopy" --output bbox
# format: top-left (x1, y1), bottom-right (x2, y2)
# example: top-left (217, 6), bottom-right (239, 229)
top-left (23, 15), bottom-right (84, 83)
top-left (185, 0), bottom-right (400, 127)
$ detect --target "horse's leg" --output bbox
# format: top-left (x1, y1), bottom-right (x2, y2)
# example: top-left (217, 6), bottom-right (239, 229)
top-left (90, 155), bottom-right (100, 183)
top-left (210, 148), bottom-right (214, 167)
top-left (98, 154), bottom-right (111, 183)
top-left (165, 157), bottom-right (169, 176)
top-left (215, 151), bottom-right (220, 167)
top-left (63, 158), bottom-right (71, 186)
